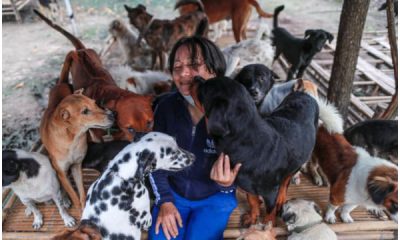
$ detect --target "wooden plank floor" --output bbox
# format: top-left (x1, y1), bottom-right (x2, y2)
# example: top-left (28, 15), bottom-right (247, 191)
top-left (3, 170), bottom-right (397, 239)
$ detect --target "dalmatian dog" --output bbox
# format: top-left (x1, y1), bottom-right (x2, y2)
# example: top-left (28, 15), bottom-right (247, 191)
top-left (80, 132), bottom-right (195, 239)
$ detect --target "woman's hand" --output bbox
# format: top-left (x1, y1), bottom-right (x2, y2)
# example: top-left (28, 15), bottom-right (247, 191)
top-left (210, 153), bottom-right (242, 187)
top-left (155, 202), bottom-right (182, 240)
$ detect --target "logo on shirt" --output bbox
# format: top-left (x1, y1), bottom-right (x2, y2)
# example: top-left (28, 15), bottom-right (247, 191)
top-left (204, 138), bottom-right (217, 154)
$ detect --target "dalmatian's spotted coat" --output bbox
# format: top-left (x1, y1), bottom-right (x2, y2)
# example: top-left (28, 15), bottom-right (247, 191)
top-left (81, 132), bottom-right (195, 239)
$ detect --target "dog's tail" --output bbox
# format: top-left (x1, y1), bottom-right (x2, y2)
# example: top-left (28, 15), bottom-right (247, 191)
top-left (34, 9), bottom-right (85, 50)
top-left (315, 97), bottom-right (344, 134)
top-left (174, 0), bottom-right (204, 12)
top-left (273, 5), bottom-right (284, 28)
top-left (195, 18), bottom-right (209, 37)
top-left (248, 0), bottom-right (273, 18)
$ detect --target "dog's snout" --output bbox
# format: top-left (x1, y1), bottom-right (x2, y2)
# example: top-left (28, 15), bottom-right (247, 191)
top-left (282, 212), bottom-right (296, 224)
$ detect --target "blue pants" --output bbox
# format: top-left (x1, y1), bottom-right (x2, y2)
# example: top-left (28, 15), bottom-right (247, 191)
top-left (148, 190), bottom-right (237, 240)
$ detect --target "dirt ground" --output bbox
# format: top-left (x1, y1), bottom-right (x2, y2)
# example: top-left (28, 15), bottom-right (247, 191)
top-left (2, 0), bottom-right (388, 150)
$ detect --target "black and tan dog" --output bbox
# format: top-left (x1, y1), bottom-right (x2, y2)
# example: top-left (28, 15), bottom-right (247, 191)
top-left (125, 3), bottom-right (208, 70)
top-left (272, 5), bottom-right (334, 80)
top-left (191, 76), bottom-right (320, 226)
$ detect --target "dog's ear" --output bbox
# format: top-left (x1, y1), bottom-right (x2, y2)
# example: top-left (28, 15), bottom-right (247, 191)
top-left (60, 109), bottom-right (70, 121)
top-left (135, 149), bottom-right (156, 180)
top-left (138, 4), bottom-right (146, 10)
top-left (207, 101), bottom-right (230, 137)
top-left (368, 176), bottom-right (397, 204)
top-left (326, 32), bottom-right (334, 43)
top-left (310, 201), bottom-right (322, 215)
top-left (304, 29), bottom-right (315, 38)
top-left (124, 4), bottom-right (133, 12)
top-left (74, 88), bottom-right (84, 95)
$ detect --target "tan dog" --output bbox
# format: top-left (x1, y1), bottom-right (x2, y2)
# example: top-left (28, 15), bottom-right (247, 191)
top-left (176, 0), bottom-right (273, 42)
top-left (40, 83), bottom-right (114, 208)
top-left (34, 10), bottom-right (154, 142)
top-left (237, 223), bottom-right (276, 240)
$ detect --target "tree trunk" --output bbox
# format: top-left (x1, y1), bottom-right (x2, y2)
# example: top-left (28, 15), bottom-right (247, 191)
top-left (327, 0), bottom-right (370, 120)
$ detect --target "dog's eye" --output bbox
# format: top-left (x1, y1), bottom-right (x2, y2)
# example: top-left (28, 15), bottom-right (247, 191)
top-left (128, 127), bottom-right (136, 134)
top-left (82, 108), bottom-right (90, 115)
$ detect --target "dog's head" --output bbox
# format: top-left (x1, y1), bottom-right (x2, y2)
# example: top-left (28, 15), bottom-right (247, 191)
top-left (109, 19), bottom-right (126, 37)
top-left (234, 64), bottom-right (277, 105)
top-left (304, 29), bottom-right (334, 52)
top-left (281, 198), bottom-right (323, 232)
top-left (367, 166), bottom-right (398, 222)
top-left (51, 222), bottom-right (102, 240)
top-left (55, 89), bottom-right (114, 132)
top-left (135, 132), bottom-right (195, 177)
top-left (191, 76), bottom-right (257, 140)
top-left (107, 94), bottom-right (154, 141)
top-left (2, 150), bottom-right (41, 187)
top-left (124, 4), bottom-right (153, 30)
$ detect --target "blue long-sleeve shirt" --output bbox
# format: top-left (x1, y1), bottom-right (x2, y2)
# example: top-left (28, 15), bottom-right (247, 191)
top-left (149, 92), bottom-right (235, 205)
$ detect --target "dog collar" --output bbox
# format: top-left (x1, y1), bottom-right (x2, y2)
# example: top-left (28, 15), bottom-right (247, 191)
top-left (291, 220), bottom-right (322, 233)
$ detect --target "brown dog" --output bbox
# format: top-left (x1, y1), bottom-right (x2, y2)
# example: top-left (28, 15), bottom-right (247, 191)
top-left (124, 2), bottom-right (208, 69)
top-left (52, 221), bottom-right (102, 240)
top-left (176, 0), bottom-right (273, 42)
top-left (40, 83), bottom-right (114, 209)
top-left (34, 10), bottom-right (154, 142)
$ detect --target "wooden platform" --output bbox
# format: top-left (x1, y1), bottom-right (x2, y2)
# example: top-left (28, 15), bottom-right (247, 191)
top-left (2, 170), bottom-right (397, 239)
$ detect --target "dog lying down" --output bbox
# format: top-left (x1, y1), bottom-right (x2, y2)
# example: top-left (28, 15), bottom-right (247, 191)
top-left (53, 132), bottom-right (195, 240)
top-left (192, 76), bottom-right (319, 225)
top-left (108, 65), bottom-right (172, 95)
top-left (2, 149), bottom-right (75, 230)
top-left (282, 199), bottom-right (337, 240)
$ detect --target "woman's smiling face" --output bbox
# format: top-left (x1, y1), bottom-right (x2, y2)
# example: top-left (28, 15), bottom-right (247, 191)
top-left (172, 45), bottom-right (216, 96)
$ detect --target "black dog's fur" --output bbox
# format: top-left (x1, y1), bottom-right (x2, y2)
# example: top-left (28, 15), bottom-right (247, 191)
top-left (233, 64), bottom-right (277, 106)
top-left (2, 150), bottom-right (40, 187)
top-left (344, 119), bottom-right (398, 162)
top-left (82, 141), bottom-right (130, 173)
top-left (195, 76), bottom-right (319, 218)
top-left (272, 5), bottom-right (334, 80)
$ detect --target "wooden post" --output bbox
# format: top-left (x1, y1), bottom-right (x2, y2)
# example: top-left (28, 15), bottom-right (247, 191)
top-left (327, 0), bottom-right (370, 120)
top-left (378, 0), bottom-right (398, 119)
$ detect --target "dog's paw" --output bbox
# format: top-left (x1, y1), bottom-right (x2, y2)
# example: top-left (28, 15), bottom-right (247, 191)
top-left (340, 213), bottom-right (354, 223)
top-left (325, 214), bottom-right (336, 224)
top-left (313, 175), bottom-right (324, 187)
top-left (240, 213), bottom-right (258, 228)
top-left (367, 207), bottom-right (386, 219)
top-left (63, 215), bottom-right (76, 228)
top-left (291, 173), bottom-right (301, 185)
top-left (32, 215), bottom-right (43, 230)
top-left (25, 207), bottom-right (33, 216)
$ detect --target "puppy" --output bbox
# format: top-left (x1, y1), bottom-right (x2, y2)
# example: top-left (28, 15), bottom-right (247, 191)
top-left (312, 100), bottom-right (398, 223)
top-left (55, 132), bottom-right (195, 240)
top-left (2, 149), bottom-right (75, 229)
top-left (281, 199), bottom-right (337, 240)
top-left (192, 76), bottom-right (319, 225)
top-left (109, 65), bottom-right (172, 95)
top-left (108, 18), bottom-right (152, 68)
top-left (344, 119), bottom-right (398, 162)
top-left (176, 0), bottom-right (273, 42)
top-left (35, 10), bottom-right (154, 142)
top-left (272, 5), bottom-right (334, 80)
top-left (125, 2), bottom-right (208, 69)
top-left (40, 83), bottom-right (114, 208)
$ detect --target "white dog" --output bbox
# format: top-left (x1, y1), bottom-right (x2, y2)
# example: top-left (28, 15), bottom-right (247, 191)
top-left (109, 65), bottom-right (172, 95)
top-left (2, 149), bottom-right (75, 230)
top-left (282, 199), bottom-right (337, 240)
